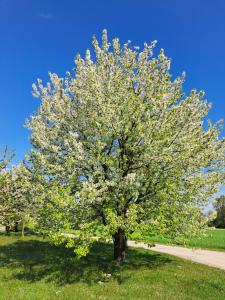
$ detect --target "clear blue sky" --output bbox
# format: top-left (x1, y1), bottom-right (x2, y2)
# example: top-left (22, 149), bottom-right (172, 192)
top-left (0, 0), bottom-right (225, 167)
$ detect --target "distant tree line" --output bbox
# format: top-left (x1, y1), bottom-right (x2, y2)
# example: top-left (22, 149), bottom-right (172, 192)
top-left (209, 195), bottom-right (225, 228)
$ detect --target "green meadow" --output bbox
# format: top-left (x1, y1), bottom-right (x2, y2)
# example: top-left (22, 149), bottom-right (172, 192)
top-left (131, 228), bottom-right (225, 251)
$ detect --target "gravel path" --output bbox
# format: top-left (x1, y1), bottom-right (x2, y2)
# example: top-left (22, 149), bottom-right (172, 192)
top-left (128, 241), bottom-right (225, 270)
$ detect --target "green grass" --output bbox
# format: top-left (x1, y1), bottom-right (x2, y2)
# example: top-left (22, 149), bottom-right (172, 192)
top-left (188, 229), bottom-right (225, 250)
top-left (130, 228), bottom-right (225, 251)
top-left (0, 234), bottom-right (225, 299)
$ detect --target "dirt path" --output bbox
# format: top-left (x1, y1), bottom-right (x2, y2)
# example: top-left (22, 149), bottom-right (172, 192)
top-left (128, 241), bottom-right (225, 271)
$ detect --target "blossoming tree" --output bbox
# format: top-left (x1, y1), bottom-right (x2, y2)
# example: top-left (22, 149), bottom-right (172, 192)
top-left (0, 146), bottom-right (14, 172)
top-left (0, 146), bottom-right (15, 234)
top-left (27, 30), bottom-right (225, 263)
top-left (0, 162), bottom-right (34, 236)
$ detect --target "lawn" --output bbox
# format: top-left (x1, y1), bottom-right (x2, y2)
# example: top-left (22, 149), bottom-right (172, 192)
top-left (130, 228), bottom-right (225, 251)
top-left (0, 234), bottom-right (225, 300)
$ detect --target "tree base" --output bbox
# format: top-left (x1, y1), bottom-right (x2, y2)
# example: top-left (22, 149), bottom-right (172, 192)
top-left (5, 225), bottom-right (10, 236)
top-left (113, 228), bottom-right (127, 264)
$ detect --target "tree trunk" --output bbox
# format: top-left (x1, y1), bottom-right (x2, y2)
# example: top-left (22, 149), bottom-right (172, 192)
top-left (21, 221), bottom-right (25, 238)
top-left (113, 228), bottom-right (127, 263)
top-left (5, 224), bottom-right (10, 236)
top-left (14, 221), bottom-right (19, 232)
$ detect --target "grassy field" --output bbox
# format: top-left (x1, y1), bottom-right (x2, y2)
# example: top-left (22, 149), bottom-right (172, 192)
top-left (130, 228), bottom-right (225, 251)
top-left (0, 234), bottom-right (225, 300)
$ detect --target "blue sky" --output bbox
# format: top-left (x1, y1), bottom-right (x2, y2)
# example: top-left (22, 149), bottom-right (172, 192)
top-left (0, 0), bottom-right (225, 169)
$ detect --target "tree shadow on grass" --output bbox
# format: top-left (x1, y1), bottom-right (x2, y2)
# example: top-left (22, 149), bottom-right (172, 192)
top-left (0, 237), bottom-right (172, 285)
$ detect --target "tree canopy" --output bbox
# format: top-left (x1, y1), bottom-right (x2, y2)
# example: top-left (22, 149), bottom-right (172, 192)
top-left (27, 30), bottom-right (225, 262)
